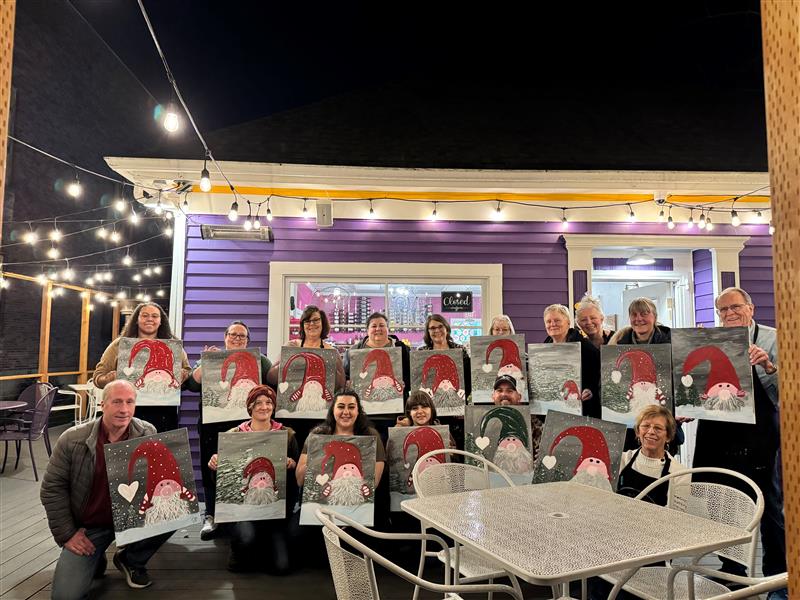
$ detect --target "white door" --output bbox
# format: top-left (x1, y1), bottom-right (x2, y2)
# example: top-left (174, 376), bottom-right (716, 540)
top-left (622, 282), bottom-right (673, 326)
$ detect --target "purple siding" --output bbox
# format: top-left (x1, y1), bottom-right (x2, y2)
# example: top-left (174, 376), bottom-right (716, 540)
top-left (593, 258), bottom-right (674, 271)
top-left (721, 271), bottom-right (737, 289)
top-left (573, 270), bottom-right (588, 306)
top-left (693, 249), bottom-right (715, 327)
top-left (739, 233), bottom-right (775, 326)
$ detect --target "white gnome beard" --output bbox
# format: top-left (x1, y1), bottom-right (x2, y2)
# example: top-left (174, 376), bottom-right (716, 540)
top-left (225, 381), bottom-right (256, 409)
top-left (366, 383), bottom-right (399, 403)
top-left (629, 382), bottom-right (659, 413)
top-left (139, 377), bottom-right (174, 396)
top-left (327, 476), bottom-right (366, 506)
top-left (570, 469), bottom-right (613, 492)
top-left (703, 389), bottom-right (745, 411)
top-left (295, 383), bottom-right (328, 412)
top-left (244, 485), bottom-right (278, 505)
top-left (563, 392), bottom-right (581, 409)
top-left (494, 444), bottom-right (533, 474)
top-left (144, 492), bottom-right (190, 526)
top-left (434, 386), bottom-right (463, 408)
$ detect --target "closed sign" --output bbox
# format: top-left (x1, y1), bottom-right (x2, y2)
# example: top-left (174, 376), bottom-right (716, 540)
top-left (441, 291), bottom-right (473, 312)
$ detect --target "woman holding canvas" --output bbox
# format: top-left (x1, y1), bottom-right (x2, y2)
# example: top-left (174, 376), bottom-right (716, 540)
top-left (575, 295), bottom-right (615, 347)
top-left (343, 312), bottom-right (411, 395)
top-left (608, 297), bottom-right (671, 345)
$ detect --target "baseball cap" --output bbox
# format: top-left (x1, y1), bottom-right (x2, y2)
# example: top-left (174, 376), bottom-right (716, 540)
top-left (493, 374), bottom-right (518, 391)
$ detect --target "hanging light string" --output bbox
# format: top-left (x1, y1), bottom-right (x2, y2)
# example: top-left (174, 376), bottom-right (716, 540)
top-left (2, 231), bottom-right (170, 266)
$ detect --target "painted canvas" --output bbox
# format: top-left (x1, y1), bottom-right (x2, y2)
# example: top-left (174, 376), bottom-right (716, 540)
top-left (410, 349), bottom-right (466, 417)
top-left (276, 347), bottom-right (338, 419)
top-left (201, 348), bottom-right (262, 424)
top-left (349, 347), bottom-right (405, 415)
top-left (470, 335), bottom-right (528, 404)
top-left (387, 425), bottom-right (450, 511)
top-left (527, 342), bottom-right (582, 416)
top-left (532, 411), bottom-right (627, 492)
top-left (465, 404), bottom-right (534, 486)
top-left (104, 428), bottom-right (201, 545)
top-left (671, 327), bottom-right (755, 423)
top-left (601, 344), bottom-right (673, 426)
top-left (300, 434), bottom-right (377, 526)
top-left (215, 431), bottom-right (288, 523)
top-left (117, 337), bottom-right (183, 406)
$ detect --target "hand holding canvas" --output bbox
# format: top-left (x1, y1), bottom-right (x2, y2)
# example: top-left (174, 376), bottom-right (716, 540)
top-left (749, 344), bottom-right (776, 373)
top-left (208, 454), bottom-right (218, 471)
top-left (65, 528), bottom-right (96, 556)
top-left (580, 389), bottom-right (593, 401)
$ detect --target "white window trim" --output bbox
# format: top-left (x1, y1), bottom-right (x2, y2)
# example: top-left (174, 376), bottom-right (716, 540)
top-left (169, 212), bottom-right (188, 337)
top-left (267, 262), bottom-right (504, 361)
top-left (562, 234), bottom-right (750, 321)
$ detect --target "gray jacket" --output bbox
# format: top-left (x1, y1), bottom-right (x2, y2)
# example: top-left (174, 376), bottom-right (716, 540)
top-left (40, 417), bottom-right (155, 545)
top-left (751, 321), bottom-right (779, 409)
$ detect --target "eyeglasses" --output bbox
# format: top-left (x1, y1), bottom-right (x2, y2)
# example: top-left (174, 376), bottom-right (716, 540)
top-left (716, 303), bottom-right (749, 315)
top-left (428, 325), bottom-right (446, 333)
top-left (305, 317), bottom-right (322, 325)
top-left (226, 333), bottom-right (248, 340)
top-left (639, 424), bottom-right (666, 434)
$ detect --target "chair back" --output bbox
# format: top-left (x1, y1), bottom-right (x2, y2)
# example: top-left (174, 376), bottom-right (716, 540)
top-left (18, 382), bottom-right (52, 411)
top-left (413, 448), bottom-right (515, 498)
top-left (321, 526), bottom-right (378, 600)
top-left (637, 466), bottom-right (763, 571)
top-left (29, 387), bottom-right (59, 436)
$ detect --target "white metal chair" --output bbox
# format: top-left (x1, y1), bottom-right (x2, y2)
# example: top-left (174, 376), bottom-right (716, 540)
top-left (411, 449), bottom-right (524, 600)
top-left (316, 507), bottom-right (523, 600)
top-left (600, 467), bottom-right (764, 600)
top-left (681, 572), bottom-right (788, 600)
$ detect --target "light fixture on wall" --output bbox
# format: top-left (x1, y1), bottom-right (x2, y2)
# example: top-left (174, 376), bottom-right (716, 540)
top-left (626, 249), bottom-right (656, 266)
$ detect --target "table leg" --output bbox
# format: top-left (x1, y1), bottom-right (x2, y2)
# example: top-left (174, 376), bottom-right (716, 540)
top-left (607, 568), bottom-right (637, 599)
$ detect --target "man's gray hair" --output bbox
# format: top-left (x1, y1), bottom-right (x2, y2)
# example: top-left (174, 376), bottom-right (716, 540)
top-left (543, 304), bottom-right (573, 325)
top-left (102, 379), bottom-right (137, 402)
top-left (575, 294), bottom-right (605, 319)
top-left (627, 297), bottom-right (658, 320)
top-left (715, 287), bottom-right (753, 307)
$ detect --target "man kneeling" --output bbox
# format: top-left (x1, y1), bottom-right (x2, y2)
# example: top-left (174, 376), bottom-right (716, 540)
top-left (41, 380), bottom-right (172, 598)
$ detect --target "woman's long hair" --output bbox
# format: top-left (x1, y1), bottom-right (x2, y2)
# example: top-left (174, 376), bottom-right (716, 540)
top-left (403, 390), bottom-right (439, 425)
top-left (422, 314), bottom-right (455, 348)
top-left (298, 305), bottom-right (331, 344)
top-left (120, 302), bottom-right (175, 339)
top-left (313, 390), bottom-right (373, 435)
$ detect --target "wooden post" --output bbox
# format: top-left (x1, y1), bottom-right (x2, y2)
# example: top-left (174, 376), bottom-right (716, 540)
top-left (112, 303), bottom-right (121, 339)
top-left (0, 0), bottom-right (15, 248)
top-left (761, 0), bottom-right (799, 592)
top-left (38, 282), bottom-right (52, 383)
top-left (77, 293), bottom-right (91, 417)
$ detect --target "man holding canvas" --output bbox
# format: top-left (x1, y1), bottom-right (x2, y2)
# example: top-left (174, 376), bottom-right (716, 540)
top-left (40, 380), bottom-right (172, 598)
top-left (693, 287), bottom-right (786, 598)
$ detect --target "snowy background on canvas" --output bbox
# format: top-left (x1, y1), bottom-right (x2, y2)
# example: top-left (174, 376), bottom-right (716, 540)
top-left (201, 348), bottom-right (262, 424)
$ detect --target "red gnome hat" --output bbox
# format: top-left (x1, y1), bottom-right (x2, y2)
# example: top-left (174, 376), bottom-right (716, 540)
top-left (282, 352), bottom-right (334, 404)
top-left (422, 354), bottom-right (460, 395)
top-left (561, 380), bottom-right (579, 396)
top-left (321, 440), bottom-right (363, 478)
top-left (222, 351), bottom-right (260, 387)
top-left (548, 426), bottom-right (612, 480)
top-left (611, 350), bottom-right (657, 387)
top-left (240, 456), bottom-right (277, 493)
top-left (361, 348), bottom-right (404, 397)
top-left (681, 345), bottom-right (742, 394)
top-left (485, 338), bottom-right (522, 371)
top-left (403, 426), bottom-right (446, 468)
top-left (129, 339), bottom-right (179, 389)
top-left (127, 440), bottom-right (195, 513)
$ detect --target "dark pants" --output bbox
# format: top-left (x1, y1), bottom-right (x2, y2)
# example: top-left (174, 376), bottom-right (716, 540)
top-left (134, 407), bottom-right (178, 433)
top-left (198, 420), bottom-right (232, 516)
top-left (231, 519), bottom-right (295, 574)
top-left (51, 528), bottom-right (172, 600)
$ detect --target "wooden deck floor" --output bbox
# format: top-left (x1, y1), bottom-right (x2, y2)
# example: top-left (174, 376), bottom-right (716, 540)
top-left (1, 425), bottom-right (559, 600)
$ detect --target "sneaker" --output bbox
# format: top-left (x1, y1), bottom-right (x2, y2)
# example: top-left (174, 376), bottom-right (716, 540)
top-left (113, 550), bottom-right (152, 589)
top-left (200, 515), bottom-right (217, 541)
top-left (93, 554), bottom-right (107, 579)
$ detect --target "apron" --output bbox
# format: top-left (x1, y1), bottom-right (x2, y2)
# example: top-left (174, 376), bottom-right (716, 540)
top-left (617, 448), bottom-right (672, 506)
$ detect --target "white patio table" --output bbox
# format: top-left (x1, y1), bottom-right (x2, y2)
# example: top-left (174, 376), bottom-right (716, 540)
top-left (401, 481), bottom-right (751, 599)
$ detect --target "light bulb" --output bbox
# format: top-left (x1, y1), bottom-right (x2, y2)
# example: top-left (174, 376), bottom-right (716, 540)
top-left (96, 293), bottom-right (107, 303)
top-left (136, 292), bottom-right (143, 300)
top-left (698, 213), bottom-right (706, 229)
top-left (182, 197), bottom-right (189, 209)
top-left (228, 201), bottom-right (239, 222)
top-left (104, 272), bottom-right (113, 281)
top-left (627, 207), bottom-right (636, 222)
top-left (769, 221), bottom-right (775, 235)
top-left (491, 203), bottom-right (502, 221)
top-left (66, 176), bottom-right (82, 198)
top-left (114, 199), bottom-right (127, 212)
top-left (153, 266), bottom-right (162, 275)
top-left (667, 216), bottom-right (676, 230)
top-left (142, 294), bottom-right (151, 302)
top-left (165, 210), bottom-right (173, 220)
top-left (110, 300), bottom-right (118, 307)
top-left (109, 231), bottom-right (121, 244)
top-left (755, 210), bottom-right (763, 222)
top-left (561, 214), bottom-right (569, 230)
top-left (164, 226), bottom-right (173, 237)
top-left (302, 201), bottom-right (310, 218)
top-left (156, 289), bottom-right (165, 297)
top-left (24, 231), bottom-right (39, 245)
top-left (687, 216), bottom-right (695, 229)
top-left (54, 287), bottom-right (65, 297)
top-left (0, 277), bottom-right (8, 289)
top-left (47, 271), bottom-right (59, 280)
top-left (199, 167), bottom-right (212, 192)
top-left (657, 209), bottom-right (665, 222)
top-left (730, 210), bottom-right (741, 227)
top-left (85, 276), bottom-right (95, 285)
top-left (129, 209), bottom-right (139, 225)
top-left (143, 267), bottom-right (152, 277)
top-left (97, 228), bottom-right (108, 239)
top-left (133, 274), bottom-right (141, 282)
top-left (368, 202), bottom-right (375, 219)
top-left (154, 201), bottom-right (163, 216)
top-left (47, 246), bottom-right (60, 259)
top-left (122, 255), bottom-right (133, 266)
top-left (266, 207), bottom-right (273, 221)
top-left (49, 229), bottom-right (62, 242)
top-left (62, 268), bottom-right (74, 281)
top-left (253, 218), bottom-right (261, 230)
top-left (430, 204), bottom-right (438, 221)
top-left (36, 274), bottom-right (48, 286)
top-left (705, 216), bottom-right (714, 231)
top-left (163, 110), bottom-right (180, 133)
top-left (243, 219), bottom-right (253, 231)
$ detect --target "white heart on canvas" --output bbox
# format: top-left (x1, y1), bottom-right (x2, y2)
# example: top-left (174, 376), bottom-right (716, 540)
top-left (611, 370), bottom-right (622, 384)
top-left (481, 364), bottom-right (493, 373)
top-left (358, 371), bottom-right (368, 380)
top-left (681, 375), bottom-right (693, 388)
top-left (542, 455), bottom-right (557, 470)
top-left (122, 366), bottom-right (135, 376)
top-left (218, 380), bottom-right (229, 389)
top-left (315, 473), bottom-right (329, 486)
top-left (118, 481), bottom-right (139, 503)
top-left (278, 381), bottom-right (289, 393)
top-left (475, 436), bottom-right (491, 450)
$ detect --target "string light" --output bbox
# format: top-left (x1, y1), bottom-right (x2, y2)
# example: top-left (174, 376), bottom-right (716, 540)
top-left (627, 204), bottom-right (636, 222)
top-left (114, 198), bottom-right (127, 212)
top-left (243, 218), bottom-right (253, 231)
top-left (156, 289), bottom-right (165, 297)
top-left (47, 270), bottom-right (59, 280)
top-left (132, 273), bottom-right (142, 282)
top-left (96, 227), bottom-right (108, 239)
top-left (687, 210), bottom-right (695, 229)
top-left (36, 273), bottom-right (48, 286)
top-left (47, 246), bottom-right (60, 259)
top-left (368, 199), bottom-right (375, 219)
top-left (561, 209), bottom-right (569, 230)
top-left (182, 196), bottom-right (189, 210)
top-left (164, 226), bottom-right (173, 237)
top-left (228, 200), bottom-right (239, 222)
top-left (103, 271), bottom-right (113, 281)
top-left (429, 202), bottom-right (439, 221)
top-left (164, 210), bottom-right (173, 220)
top-left (142, 293), bottom-right (152, 302)
top-left (154, 193), bottom-right (164, 215)
top-left (122, 253), bottom-right (133, 266)
top-left (755, 210), bottom-right (763, 222)
top-left (62, 266), bottom-right (75, 281)
top-left (705, 215), bottom-right (714, 231)
top-left (136, 292), bottom-right (143, 300)
top-left (657, 208), bottom-right (665, 222)
top-left (85, 276), bottom-right (94, 285)
top-left (698, 212), bottom-right (706, 230)
top-left (129, 206), bottom-right (140, 225)
top-left (266, 198), bottom-right (273, 222)
top-left (153, 265), bottom-right (162, 275)
top-left (109, 230), bottom-right (121, 244)
top-left (49, 227), bottom-right (62, 242)
top-left (769, 221), bottom-right (775, 235)
top-left (110, 300), bottom-right (118, 307)
top-left (53, 287), bottom-right (65, 297)
top-left (24, 229), bottom-right (39, 245)
top-left (116, 290), bottom-right (127, 299)
top-left (730, 210), bottom-right (741, 227)
top-left (302, 199), bottom-right (310, 218)
top-left (143, 266), bottom-right (153, 277)
top-left (199, 154), bottom-right (212, 192)
top-left (66, 172), bottom-right (82, 198)
top-left (96, 292), bottom-right (108, 303)
top-left (163, 105), bottom-right (180, 133)
top-left (0, 277), bottom-right (9, 289)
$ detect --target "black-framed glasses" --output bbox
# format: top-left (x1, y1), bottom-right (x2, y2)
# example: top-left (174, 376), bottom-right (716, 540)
top-left (305, 317), bottom-right (322, 325)
top-left (226, 333), bottom-right (248, 340)
top-left (716, 303), bottom-right (748, 315)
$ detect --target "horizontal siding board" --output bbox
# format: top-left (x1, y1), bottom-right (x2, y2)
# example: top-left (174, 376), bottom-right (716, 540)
top-left (184, 302), bottom-right (267, 315)
top-left (186, 262), bottom-right (269, 275)
top-left (185, 275), bottom-right (270, 288)
top-left (185, 289), bottom-right (268, 302)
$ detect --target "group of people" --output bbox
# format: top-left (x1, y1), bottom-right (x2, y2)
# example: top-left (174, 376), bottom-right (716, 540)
top-left (39, 285), bottom-right (787, 599)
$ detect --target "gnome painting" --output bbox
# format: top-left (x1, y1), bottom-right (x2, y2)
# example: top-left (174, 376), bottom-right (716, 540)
top-left (532, 411), bottom-right (627, 492)
top-left (387, 425), bottom-right (450, 510)
top-left (201, 348), bottom-right (262, 424)
top-left (104, 428), bottom-right (200, 545)
top-left (215, 431), bottom-right (288, 523)
top-left (470, 335), bottom-right (528, 403)
top-left (411, 350), bottom-right (466, 417)
top-left (465, 404), bottom-right (534, 486)
top-left (527, 342), bottom-right (582, 416)
top-left (117, 337), bottom-right (183, 406)
top-left (300, 434), bottom-right (377, 526)
top-left (349, 347), bottom-right (405, 415)
top-left (276, 347), bottom-right (337, 419)
top-left (601, 344), bottom-right (673, 426)
top-left (671, 327), bottom-right (755, 423)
